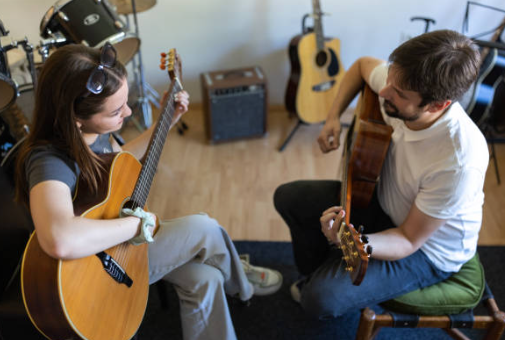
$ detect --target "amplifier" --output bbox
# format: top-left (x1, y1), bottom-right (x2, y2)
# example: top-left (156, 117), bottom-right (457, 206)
top-left (200, 66), bottom-right (267, 143)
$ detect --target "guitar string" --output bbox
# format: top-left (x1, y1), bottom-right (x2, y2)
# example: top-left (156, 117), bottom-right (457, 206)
top-left (132, 90), bottom-right (175, 211)
top-left (136, 84), bottom-right (178, 206)
top-left (136, 90), bottom-right (176, 207)
top-left (116, 83), bottom-right (179, 267)
top-left (111, 52), bottom-right (180, 268)
top-left (118, 102), bottom-right (173, 266)
top-left (116, 105), bottom-right (172, 267)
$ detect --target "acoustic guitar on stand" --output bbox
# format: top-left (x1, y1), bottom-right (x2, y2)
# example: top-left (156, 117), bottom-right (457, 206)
top-left (20, 50), bottom-right (183, 340)
top-left (285, 0), bottom-right (345, 124)
top-left (337, 84), bottom-right (392, 285)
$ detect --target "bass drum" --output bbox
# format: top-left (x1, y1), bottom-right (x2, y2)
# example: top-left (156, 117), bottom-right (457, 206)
top-left (0, 46), bottom-right (18, 113)
top-left (40, 0), bottom-right (140, 64)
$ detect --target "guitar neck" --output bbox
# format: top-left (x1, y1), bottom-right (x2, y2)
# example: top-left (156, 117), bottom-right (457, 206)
top-left (129, 79), bottom-right (183, 208)
top-left (312, 0), bottom-right (325, 51)
top-left (340, 116), bottom-right (355, 226)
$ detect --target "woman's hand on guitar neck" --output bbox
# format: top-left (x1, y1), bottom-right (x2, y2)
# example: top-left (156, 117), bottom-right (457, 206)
top-left (317, 117), bottom-right (342, 153)
top-left (320, 206), bottom-right (345, 246)
top-left (160, 90), bottom-right (190, 129)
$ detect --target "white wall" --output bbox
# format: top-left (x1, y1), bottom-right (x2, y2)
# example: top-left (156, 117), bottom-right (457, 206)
top-left (1, 0), bottom-right (504, 104)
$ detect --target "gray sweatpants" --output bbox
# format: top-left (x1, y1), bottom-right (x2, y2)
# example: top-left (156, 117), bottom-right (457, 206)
top-left (148, 213), bottom-right (253, 340)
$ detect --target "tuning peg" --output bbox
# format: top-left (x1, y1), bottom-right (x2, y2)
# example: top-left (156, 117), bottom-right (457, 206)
top-left (358, 225), bottom-right (364, 234)
top-left (159, 64), bottom-right (166, 70)
top-left (361, 235), bottom-right (369, 244)
top-left (160, 52), bottom-right (167, 58)
top-left (366, 245), bottom-right (373, 256)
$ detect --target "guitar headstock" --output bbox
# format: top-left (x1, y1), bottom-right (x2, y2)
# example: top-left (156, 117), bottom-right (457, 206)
top-left (159, 49), bottom-right (182, 86)
top-left (338, 222), bottom-right (372, 286)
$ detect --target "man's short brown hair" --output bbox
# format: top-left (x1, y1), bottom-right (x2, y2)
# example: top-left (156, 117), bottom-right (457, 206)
top-left (388, 29), bottom-right (480, 106)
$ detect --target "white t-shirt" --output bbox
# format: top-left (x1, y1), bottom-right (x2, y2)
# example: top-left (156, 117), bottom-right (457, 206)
top-left (368, 64), bottom-right (489, 272)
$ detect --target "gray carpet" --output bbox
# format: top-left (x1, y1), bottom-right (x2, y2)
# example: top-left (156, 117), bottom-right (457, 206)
top-left (137, 241), bottom-right (504, 340)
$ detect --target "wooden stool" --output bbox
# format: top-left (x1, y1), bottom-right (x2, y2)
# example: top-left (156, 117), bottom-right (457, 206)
top-left (355, 254), bottom-right (505, 339)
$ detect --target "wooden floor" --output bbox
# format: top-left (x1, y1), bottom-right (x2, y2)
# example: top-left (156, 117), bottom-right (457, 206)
top-left (122, 106), bottom-right (505, 246)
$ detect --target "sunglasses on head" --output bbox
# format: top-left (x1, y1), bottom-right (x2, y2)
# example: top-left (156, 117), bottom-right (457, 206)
top-left (86, 42), bottom-right (117, 95)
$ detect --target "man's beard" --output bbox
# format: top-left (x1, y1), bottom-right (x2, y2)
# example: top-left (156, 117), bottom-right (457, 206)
top-left (383, 99), bottom-right (420, 122)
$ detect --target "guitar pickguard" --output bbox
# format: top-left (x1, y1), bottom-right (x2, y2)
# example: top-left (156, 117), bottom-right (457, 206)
top-left (327, 47), bottom-right (340, 76)
top-left (96, 251), bottom-right (133, 287)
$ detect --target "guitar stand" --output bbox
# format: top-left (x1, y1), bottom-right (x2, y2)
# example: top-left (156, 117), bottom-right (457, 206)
top-left (176, 120), bottom-right (189, 135)
top-left (278, 118), bottom-right (305, 152)
top-left (410, 17), bottom-right (436, 33)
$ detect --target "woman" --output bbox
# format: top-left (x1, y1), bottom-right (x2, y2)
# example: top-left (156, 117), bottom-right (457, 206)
top-left (14, 43), bottom-right (282, 340)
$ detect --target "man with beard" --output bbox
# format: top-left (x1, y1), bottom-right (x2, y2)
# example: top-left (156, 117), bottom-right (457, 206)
top-left (273, 30), bottom-right (489, 318)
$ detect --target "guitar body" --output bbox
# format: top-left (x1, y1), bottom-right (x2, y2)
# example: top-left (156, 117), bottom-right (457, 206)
top-left (21, 152), bottom-right (149, 340)
top-left (346, 85), bottom-right (393, 210)
top-left (461, 48), bottom-right (505, 126)
top-left (285, 32), bottom-right (345, 124)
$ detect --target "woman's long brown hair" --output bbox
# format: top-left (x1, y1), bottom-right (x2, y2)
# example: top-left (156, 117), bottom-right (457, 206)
top-left (15, 44), bottom-right (127, 208)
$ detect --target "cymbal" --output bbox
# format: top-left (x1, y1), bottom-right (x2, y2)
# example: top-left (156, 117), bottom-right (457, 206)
top-left (108, 0), bottom-right (156, 15)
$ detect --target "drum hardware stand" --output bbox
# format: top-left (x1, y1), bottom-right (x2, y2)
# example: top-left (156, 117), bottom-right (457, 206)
top-left (0, 36), bottom-right (38, 137)
top-left (0, 36), bottom-right (37, 88)
top-left (124, 0), bottom-right (157, 130)
top-left (123, 0), bottom-right (188, 134)
top-left (38, 32), bottom-right (67, 63)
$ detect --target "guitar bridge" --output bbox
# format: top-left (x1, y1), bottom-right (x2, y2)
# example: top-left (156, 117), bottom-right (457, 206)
top-left (96, 251), bottom-right (133, 287)
top-left (312, 80), bottom-right (335, 92)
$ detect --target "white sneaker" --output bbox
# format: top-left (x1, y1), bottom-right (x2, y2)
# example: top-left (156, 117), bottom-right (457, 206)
top-left (240, 254), bottom-right (283, 296)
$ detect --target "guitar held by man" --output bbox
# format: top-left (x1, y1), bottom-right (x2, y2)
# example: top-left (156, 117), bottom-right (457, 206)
top-left (332, 84), bottom-right (392, 285)
top-left (275, 30), bottom-right (488, 320)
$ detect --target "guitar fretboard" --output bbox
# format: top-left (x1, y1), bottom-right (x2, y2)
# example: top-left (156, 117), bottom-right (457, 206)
top-left (129, 80), bottom-right (183, 209)
top-left (312, 0), bottom-right (325, 52)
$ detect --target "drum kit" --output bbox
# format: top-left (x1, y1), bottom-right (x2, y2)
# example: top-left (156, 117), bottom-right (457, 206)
top-left (0, 0), bottom-right (171, 164)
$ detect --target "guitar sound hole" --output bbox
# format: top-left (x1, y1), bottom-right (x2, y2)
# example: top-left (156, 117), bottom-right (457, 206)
top-left (315, 51), bottom-right (327, 67)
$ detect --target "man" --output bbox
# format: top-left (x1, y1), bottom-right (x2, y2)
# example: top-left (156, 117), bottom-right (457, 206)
top-left (274, 30), bottom-right (489, 318)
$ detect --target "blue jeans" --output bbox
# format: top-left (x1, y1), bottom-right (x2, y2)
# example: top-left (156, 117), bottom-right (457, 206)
top-left (274, 180), bottom-right (452, 319)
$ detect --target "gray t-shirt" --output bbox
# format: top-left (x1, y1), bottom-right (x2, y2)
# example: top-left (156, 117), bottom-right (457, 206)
top-left (26, 134), bottom-right (113, 195)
